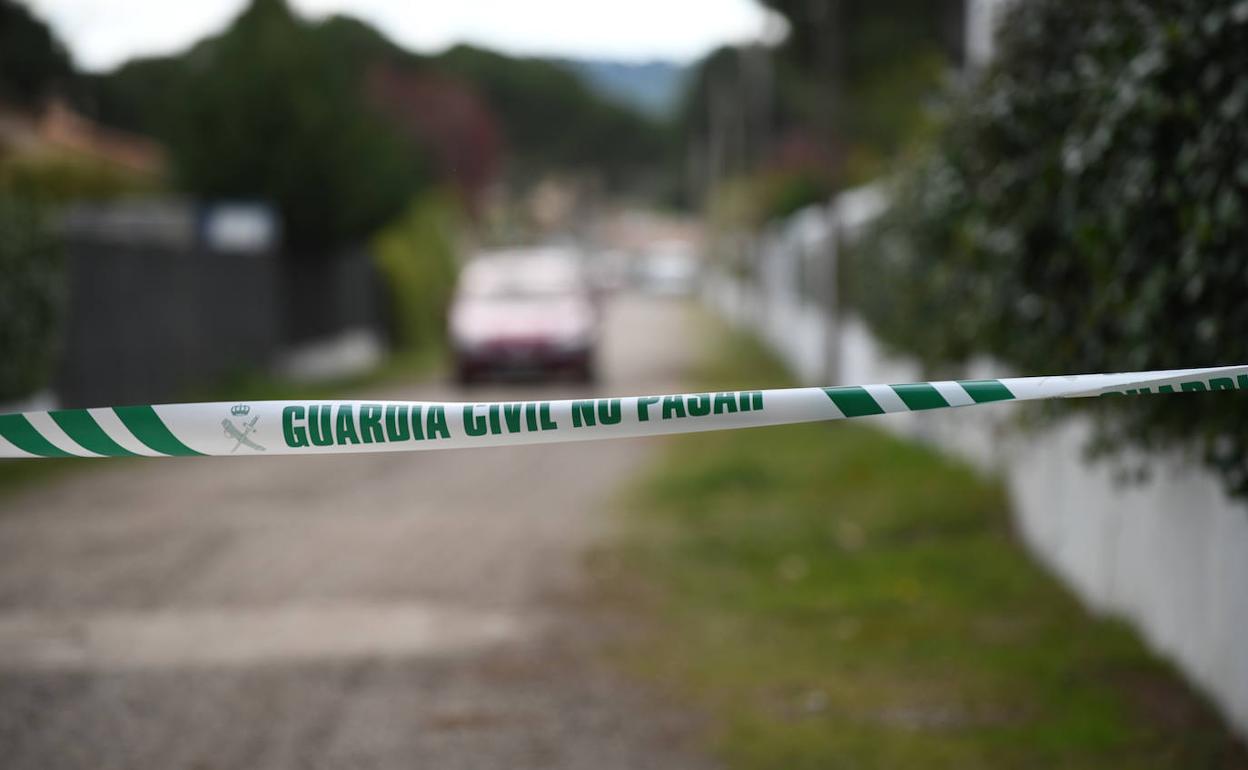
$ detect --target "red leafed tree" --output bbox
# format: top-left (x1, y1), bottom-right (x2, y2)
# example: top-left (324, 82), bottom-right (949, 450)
top-left (368, 64), bottom-right (502, 214)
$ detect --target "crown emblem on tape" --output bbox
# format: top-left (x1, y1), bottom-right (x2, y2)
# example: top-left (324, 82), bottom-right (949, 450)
top-left (230, 404), bottom-right (251, 416)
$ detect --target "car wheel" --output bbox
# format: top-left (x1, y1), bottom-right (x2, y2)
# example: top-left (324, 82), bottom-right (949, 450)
top-left (574, 359), bottom-right (597, 385)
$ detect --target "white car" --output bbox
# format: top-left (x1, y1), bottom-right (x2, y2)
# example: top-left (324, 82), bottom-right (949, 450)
top-left (449, 249), bottom-right (600, 384)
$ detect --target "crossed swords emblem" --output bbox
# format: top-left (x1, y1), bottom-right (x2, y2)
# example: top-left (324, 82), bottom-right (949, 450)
top-left (222, 414), bottom-right (266, 452)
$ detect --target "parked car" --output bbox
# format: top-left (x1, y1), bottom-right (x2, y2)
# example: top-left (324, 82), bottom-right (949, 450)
top-left (636, 240), bottom-right (699, 296)
top-left (449, 249), bottom-right (599, 384)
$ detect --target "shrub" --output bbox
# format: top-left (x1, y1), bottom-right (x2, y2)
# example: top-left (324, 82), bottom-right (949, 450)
top-left (372, 191), bottom-right (460, 351)
top-left (852, 0), bottom-right (1248, 493)
top-left (0, 193), bottom-right (63, 402)
top-left (1, 153), bottom-right (159, 204)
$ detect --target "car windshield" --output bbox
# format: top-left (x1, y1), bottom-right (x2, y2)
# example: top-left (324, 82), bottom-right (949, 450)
top-left (460, 258), bottom-right (584, 300)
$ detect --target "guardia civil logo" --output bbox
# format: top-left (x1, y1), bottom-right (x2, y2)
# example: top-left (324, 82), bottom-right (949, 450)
top-left (222, 404), bottom-right (265, 452)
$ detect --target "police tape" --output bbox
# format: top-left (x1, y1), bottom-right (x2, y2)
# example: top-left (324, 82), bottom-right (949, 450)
top-left (1, 365), bottom-right (1246, 459)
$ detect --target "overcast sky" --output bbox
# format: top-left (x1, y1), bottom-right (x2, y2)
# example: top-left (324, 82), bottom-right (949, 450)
top-left (26, 0), bottom-right (785, 72)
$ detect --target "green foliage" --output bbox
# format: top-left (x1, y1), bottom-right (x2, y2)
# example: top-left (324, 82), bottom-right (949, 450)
top-left (707, 170), bottom-right (834, 230)
top-left (681, 2), bottom-right (959, 193)
top-left (372, 191), bottom-right (460, 350)
top-left (606, 325), bottom-right (1248, 769)
top-left (171, 0), bottom-right (423, 251)
top-left (69, 6), bottom-right (431, 249)
top-left (0, 153), bottom-right (159, 204)
top-left (851, 0), bottom-right (1248, 495)
top-left (765, 0), bottom-right (959, 183)
top-left (0, 193), bottom-right (63, 401)
top-left (72, 58), bottom-right (192, 139)
top-left (75, 5), bottom-right (672, 210)
top-left (835, 49), bottom-right (948, 184)
top-left (756, 169), bottom-right (836, 222)
top-left (436, 45), bottom-right (671, 186)
top-left (759, 0), bottom-right (964, 84)
top-left (0, 0), bottom-right (72, 108)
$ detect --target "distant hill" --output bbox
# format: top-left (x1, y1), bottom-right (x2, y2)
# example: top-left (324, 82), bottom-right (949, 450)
top-left (558, 59), bottom-right (690, 119)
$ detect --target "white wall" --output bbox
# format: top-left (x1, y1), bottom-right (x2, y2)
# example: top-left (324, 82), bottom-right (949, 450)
top-left (704, 200), bottom-right (1248, 739)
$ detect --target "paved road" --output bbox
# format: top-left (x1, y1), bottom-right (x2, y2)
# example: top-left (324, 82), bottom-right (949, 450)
top-left (0, 296), bottom-right (715, 769)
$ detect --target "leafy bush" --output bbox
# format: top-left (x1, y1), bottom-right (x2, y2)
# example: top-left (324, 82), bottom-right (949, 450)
top-left (757, 169), bottom-right (836, 221)
top-left (372, 191), bottom-right (460, 351)
top-left (0, 194), bottom-right (63, 402)
top-left (852, 0), bottom-right (1248, 493)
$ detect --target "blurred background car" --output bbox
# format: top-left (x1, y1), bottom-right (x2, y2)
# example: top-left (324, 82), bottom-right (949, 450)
top-left (448, 247), bottom-right (599, 384)
top-left (636, 239), bottom-right (699, 296)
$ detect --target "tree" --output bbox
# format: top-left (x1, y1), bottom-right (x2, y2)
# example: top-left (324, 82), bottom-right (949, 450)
top-left (435, 45), bottom-right (671, 187)
top-left (684, 0), bottom-right (963, 193)
top-left (0, 0), bottom-right (73, 109)
top-left (72, 0), bottom-right (673, 232)
top-left (173, 0), bottom-right (422, 252)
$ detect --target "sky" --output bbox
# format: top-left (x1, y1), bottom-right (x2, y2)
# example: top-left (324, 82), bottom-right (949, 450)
top-left (26, 0), bottom-right (787, 72)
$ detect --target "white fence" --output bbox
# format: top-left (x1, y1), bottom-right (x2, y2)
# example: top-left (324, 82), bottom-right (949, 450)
top-left (704, 191), bottom-right (1248, 739)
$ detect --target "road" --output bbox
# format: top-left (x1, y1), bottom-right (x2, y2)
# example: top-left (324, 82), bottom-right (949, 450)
top-left (0, 295), bottom-right (715, 769)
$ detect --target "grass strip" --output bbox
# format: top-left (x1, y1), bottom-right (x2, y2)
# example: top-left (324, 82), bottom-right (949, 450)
top-left (602, 324), bottom-right (1247, 769)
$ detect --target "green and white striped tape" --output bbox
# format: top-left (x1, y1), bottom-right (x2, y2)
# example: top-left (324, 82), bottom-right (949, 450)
top-left (2, 365), bottom-right (1245, 459)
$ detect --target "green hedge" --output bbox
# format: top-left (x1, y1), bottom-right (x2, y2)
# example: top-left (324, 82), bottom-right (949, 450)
top-left (851, 1), bottom-right (1248, 494)
top-left (0, 193), bottom-right (63, 402)
top-left (0, 153), bottom-right (158, 205)
top-left (372, 191), bottom-right (460, 351)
